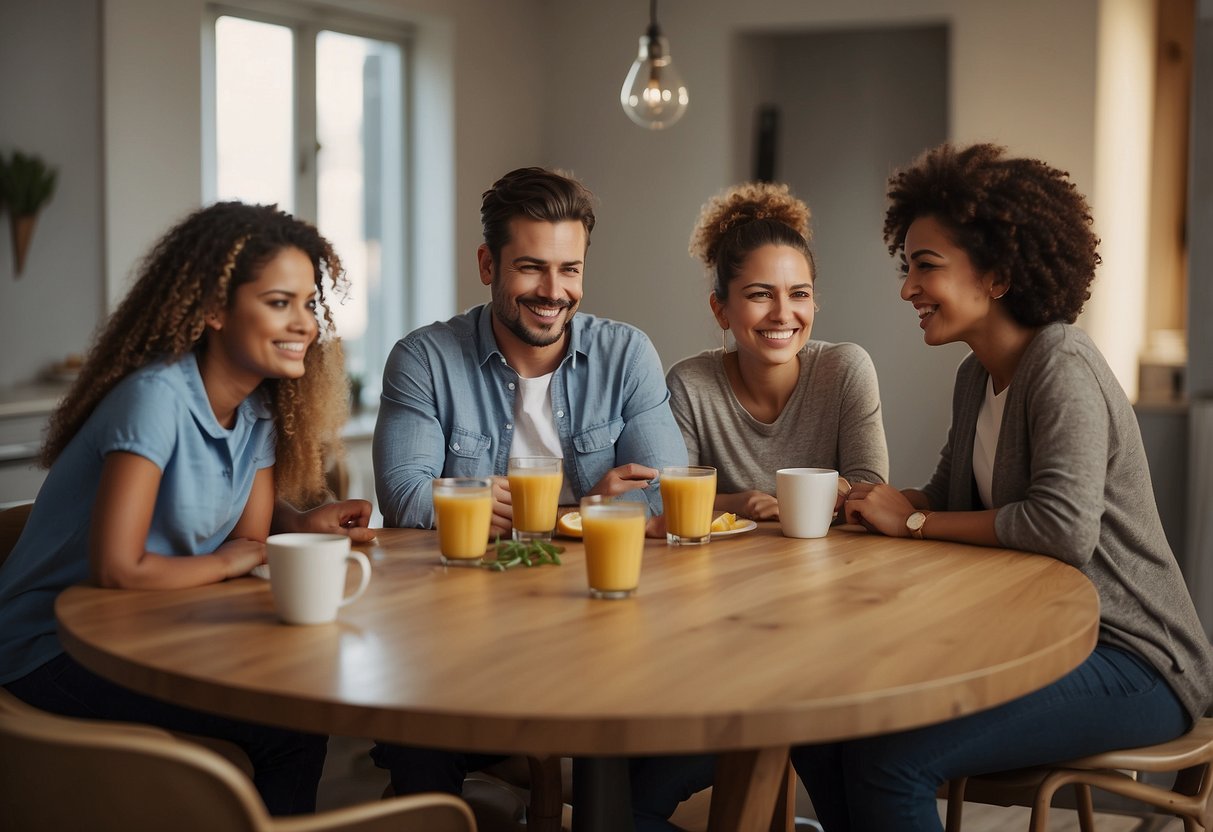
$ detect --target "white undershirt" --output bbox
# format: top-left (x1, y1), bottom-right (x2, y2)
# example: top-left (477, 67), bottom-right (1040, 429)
top-left (973, 376), bottom-right (1007, 510)
top-left (509, 372), bottom-right (575, 504)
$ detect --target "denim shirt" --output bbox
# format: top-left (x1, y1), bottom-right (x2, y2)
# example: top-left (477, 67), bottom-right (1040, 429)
top-left (373, 304), bottom-right (687, 528)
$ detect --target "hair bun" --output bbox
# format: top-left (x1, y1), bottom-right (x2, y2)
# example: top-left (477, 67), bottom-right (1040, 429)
top-left (689, 181), bottom-right (811, 267)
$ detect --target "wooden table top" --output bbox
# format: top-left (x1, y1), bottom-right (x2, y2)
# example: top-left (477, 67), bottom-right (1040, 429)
top-left (57, 524), bottom-right (1099, 758)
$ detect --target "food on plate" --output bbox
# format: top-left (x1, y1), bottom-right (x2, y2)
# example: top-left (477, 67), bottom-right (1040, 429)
top-left (556, 511), bottom-right (583, 538)
top-left (711, 512), bottom-right (747, 532)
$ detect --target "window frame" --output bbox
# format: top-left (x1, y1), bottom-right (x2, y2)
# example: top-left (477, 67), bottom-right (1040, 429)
top-left (202, 1), bottom-right (415, 396)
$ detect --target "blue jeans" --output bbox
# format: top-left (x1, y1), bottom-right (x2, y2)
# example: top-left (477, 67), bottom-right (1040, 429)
top-left (630, 753), bottom-right (716, 831)
top-left (791, 644), bottom-right (1189, 831)
top-left (5, 652), bottom-right (328, 816)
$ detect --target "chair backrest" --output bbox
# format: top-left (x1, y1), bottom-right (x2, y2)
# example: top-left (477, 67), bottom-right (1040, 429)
top-left (0, 501), bottom-right (34, 566)
top-left (0, 708), bottom-right (269, 832)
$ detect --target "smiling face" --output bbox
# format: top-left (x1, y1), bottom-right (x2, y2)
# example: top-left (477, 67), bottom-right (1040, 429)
top-left (206, 246), bottom-right (319, 386)
top-left (711, 244), bottom-right (815, 367)
top-left (480, 217), bottom-right (585, 355)
top-left (900, 215), bottom-right (1002, 347)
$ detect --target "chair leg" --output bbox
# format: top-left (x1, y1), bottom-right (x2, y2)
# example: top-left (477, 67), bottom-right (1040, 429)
top-left (943, 778), bottom-right (967, 832)
top-left (1074, 783), bottom-right (1096, 832)
top-left (525, 755), bottom-right (565, 832)
top-left (1028, 771), bottom-right (1066, 832)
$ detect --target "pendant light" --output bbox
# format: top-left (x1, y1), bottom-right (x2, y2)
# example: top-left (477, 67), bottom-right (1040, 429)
top-left (619, 0), bottom-right (688, 130)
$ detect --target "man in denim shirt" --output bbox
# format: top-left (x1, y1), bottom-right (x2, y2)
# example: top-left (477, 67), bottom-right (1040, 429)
top-left (369, 167), bottom-right (686, 797)
top-left (373, 166), bottom-right (686, 539)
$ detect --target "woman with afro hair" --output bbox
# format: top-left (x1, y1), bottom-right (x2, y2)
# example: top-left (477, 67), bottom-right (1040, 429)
top-left (792, 143), bottom-right (1213, 830)
top-left (0, 201), bottom-right (375, 815)
top-left (631, 182), bottom-right (889, 830)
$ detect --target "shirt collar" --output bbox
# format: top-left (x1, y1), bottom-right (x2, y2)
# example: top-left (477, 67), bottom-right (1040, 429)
top-left (178, 351), bottom-right (272, 438)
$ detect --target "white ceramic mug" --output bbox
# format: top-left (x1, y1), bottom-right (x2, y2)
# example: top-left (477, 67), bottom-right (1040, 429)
top-left (266, 533), bottom-right (371, 625)
top-left (776, 467), bottom-right (840, 539)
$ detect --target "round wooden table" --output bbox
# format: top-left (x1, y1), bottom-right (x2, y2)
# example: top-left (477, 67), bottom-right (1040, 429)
top-left (57, 524), bottom-right (1099, 831)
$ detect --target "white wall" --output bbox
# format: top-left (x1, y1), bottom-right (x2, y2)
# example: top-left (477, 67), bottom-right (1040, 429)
top-left (100, 0), bottom-right (550, 326)
top-left (541, 0), bottom-right (1101, 485)
top-left (0, 0), bottom-right (103, 388)
top-left (763, 25), bottom-right (960, 485)
top-left (2, 0), bottom-right (1135, 488)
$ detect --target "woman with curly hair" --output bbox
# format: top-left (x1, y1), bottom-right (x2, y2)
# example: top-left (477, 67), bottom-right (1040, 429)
top-left (0, 201), bottom-right (373, 815)
top-left (792, 143), bottom-right (1213, 830)
top-left (664, 181), bottom-right (888, 521)
top-left (631, 183), bottom-right (889, 829)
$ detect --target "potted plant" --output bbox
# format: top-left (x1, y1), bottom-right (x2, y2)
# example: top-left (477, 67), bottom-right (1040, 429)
top-left (0, 151), bottom-right (58, 276)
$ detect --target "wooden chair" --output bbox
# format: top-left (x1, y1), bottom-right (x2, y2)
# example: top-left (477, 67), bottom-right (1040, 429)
top-left (0, 501), bottom-right (256, 777)
top-left (943, 716), bottom-right (1213, 832)
top-left (0, 705), bottom-right (478, 832)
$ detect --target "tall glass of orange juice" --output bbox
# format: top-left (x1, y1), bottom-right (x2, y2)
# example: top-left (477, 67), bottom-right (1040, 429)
top-left (580, 495), bottom-right (646, 599)
top-left (507, 457), bottom-right (563, 543)
top-left (432, 478), bottom-right (493, 566)
top-left (660, 466), bottom-right (717, 545)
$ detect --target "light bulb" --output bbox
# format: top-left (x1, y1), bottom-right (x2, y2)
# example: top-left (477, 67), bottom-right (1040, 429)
top-left (620, 33), bottom-right (688, 130)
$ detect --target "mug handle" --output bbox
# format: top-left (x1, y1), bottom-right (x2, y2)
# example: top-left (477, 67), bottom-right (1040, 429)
top-left (339, 550), bottom-right (372, 609)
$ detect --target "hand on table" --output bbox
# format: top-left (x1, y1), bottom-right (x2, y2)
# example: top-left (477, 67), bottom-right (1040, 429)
top-left (490, 476), bottom-right (513, 540)
top-left (587, 463), bottom-right (658, 497)
top-left (296, 500), bottom-right (377, 544)
top-left (645, 513), bottom-right (667, 539)
top-left (216, 537), bottom-right (266, 578)
top-left (718, 490), bottom-right (779, 521)
top-left (841, 483), bottom-right (915, 537)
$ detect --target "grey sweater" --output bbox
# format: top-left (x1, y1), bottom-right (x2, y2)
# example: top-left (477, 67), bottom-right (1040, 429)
top-left (665, 342), bottom-right (889, 495)
top-left (923, 323), bottom-right (1213, 721)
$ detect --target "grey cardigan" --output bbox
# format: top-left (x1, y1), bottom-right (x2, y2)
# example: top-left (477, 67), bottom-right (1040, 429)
top-left (922, 323), bottom-right (1213, 722)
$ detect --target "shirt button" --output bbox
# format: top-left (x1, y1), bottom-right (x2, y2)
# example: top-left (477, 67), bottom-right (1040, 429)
top-left (452, 443), bottom-right (460, 451)
top-left (500, 357), bottom-right (506, 364)
top-left (556, 410), bottom-right (564, 418)
top-left (508, 382), bottom-right (515, 390)
top-left (506, 423), bottom-right (513, 430)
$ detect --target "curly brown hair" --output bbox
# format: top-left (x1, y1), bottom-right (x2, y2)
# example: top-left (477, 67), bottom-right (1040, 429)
top-left (41, 202), bottom-right (350, 507)
top-left (883, 143), bottom-right (1101, 326)
top-left (689, 181), bottom-right (814, 299)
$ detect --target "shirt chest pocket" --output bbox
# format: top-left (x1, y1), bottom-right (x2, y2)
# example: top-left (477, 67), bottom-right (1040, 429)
top-left (446, 426), bottom-right (492, 476)
top-left (572, 417), bottom-right (624, 459)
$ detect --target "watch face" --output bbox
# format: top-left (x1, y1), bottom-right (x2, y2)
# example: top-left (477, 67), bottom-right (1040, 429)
top-left (907, 512), bottom-right (926, 531)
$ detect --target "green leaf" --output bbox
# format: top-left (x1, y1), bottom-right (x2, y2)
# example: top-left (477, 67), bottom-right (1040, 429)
top-left (479, 539), bottom-right (566, 571)
top-left (0, 151), bottom-right (58, 216)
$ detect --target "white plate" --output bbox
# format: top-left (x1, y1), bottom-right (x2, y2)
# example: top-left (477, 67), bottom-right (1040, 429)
top-left (710, 519), bottom-right (758, 537)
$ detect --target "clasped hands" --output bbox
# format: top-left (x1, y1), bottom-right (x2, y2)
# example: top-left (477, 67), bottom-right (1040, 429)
top-left (840, 482), bottom-right (918, 537)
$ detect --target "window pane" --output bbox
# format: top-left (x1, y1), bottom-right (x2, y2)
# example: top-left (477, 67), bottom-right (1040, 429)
top-left (215, 16), bottom-right (294, 210)
top-left (316, 30), bottom-right (405, 396)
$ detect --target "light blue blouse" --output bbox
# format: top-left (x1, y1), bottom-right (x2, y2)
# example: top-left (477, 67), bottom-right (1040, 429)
top-left (0, 352), bottom-right (275, 685)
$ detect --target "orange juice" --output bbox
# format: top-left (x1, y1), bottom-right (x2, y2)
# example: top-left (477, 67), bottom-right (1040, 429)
top-left (582, 503), bottom-right (646, 598)
top-left (508, 457), bottom-right (563, 540)
top-left (660, 467), bottom-right (717, 544)
top-left (432, 478), bottom-right (493, 566)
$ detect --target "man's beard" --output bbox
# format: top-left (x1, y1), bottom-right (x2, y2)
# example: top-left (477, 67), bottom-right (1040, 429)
top-left (492, 290), bottom-right (576, 348)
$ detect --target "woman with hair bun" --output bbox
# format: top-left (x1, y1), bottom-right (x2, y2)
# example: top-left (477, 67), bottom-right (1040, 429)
top-left (0, 201), bottom-right (374, 815)
top-left (793, 143), bottom-right (1213, 830)
top-left (665, 181), bottom-right (888, 521)
top-left (631, 183), bottom-right (889, 830)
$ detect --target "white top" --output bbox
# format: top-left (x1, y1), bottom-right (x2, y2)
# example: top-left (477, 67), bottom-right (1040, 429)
top-left (509, 372), bottom-right (575, 504)
top-left (973, 376), bottom-right (1007, 509)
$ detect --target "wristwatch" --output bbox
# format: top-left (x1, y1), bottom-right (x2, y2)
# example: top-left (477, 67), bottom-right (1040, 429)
top-left (906, 511), bottom-right (931, 539)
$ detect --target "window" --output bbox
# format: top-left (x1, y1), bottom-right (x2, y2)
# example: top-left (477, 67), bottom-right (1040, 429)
top-left (205, 6), bottom-right (409, 402)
